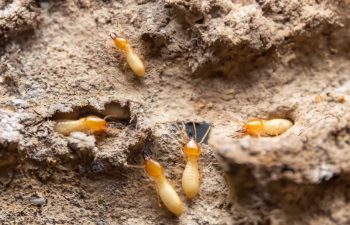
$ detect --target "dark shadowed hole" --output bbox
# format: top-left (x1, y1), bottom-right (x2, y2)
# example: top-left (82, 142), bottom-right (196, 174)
top-left (173, 122), bottom-right (211, 144)
top-left (126, 134), bottom-right (154, 166)
top-left (195, 17), bottom-right (205, 24)
top-left (211, 69), bottom-right (225, 77)
top-left (52, 105), bottom-right (102, 120)
top-left (209, 6), bottom-right (225, 19)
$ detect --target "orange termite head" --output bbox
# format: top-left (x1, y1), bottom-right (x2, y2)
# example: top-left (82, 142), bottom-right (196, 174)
top-left (145, 158), bottom-right (164, 179)
top-left (338, 95), bottom-right (346, 103)
top-left (243, 119), bottom-right (264, 136)
top-left (183, 138), bottom-right (201, 158)
top-left (84, 116), bottom-right (108, 133)
top-left (110, 33), bottom-right (129, 52)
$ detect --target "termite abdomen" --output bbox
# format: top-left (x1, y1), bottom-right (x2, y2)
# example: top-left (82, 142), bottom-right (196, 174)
top-left (243, 118), bottom-right (293, 137)
top-left (145, 159), bottom-right (185, 216)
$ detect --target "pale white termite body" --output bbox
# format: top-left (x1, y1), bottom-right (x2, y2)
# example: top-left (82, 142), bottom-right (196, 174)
top-left (111, 35), bottom-right (145, 78)
top-left (145, 159), bottom-right (185, 216)
top-left (244, 118), bottom-right (293, 136)
top-left (125, 48), bottom-right (145, 77)
top-left (54, 116), bottom-right (107, 136)
top-left (182, 156), bottom-right (200, 199)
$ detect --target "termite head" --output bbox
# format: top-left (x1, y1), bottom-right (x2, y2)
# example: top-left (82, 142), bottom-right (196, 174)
top-left (110, 33), bottom-right (128, 52)
top-left (243, 119), bottom-right (263, 136)
top-left (145, 158), bottom-right (164, 179)
top-left (85, 116), bottom-right (108, 133)
top-left (183, 138), bottom-right (201, 158)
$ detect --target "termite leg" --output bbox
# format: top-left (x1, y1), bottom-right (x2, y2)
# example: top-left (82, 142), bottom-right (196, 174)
top-left (237, 132), bottom-right (245, 138)
top-left (173, 122), bottom-right (188, 162)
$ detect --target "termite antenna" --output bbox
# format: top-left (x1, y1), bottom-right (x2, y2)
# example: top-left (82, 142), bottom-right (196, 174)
top-left (142, 149), bottom-right (153, 160)
top-left (199, 126), bottom-right (211, 144)
top-left (188, 131), bottom-right (194, 140)
top-left (175, 121), bottom-right (189, 143)
top-left (232, 117), bottom-right (244, 127)
top-left (104, 115), bottom-right (116, 121)
top-left (180, 121), bottom-right (189, 139)
top-left (174, 122), bottom-right (181, 133)
top-left (110, 32), bottom-right (117, 40)
top-left (124, 161), bottom-right (144, 169)
top-left (232, 118), bottom-right (245, 136)
top-left (192, 122), bottom-right (197, 142)
top-left (236, 127), bottom-right (246, 137)
top-left (103, 115), bottom-right (126, 131)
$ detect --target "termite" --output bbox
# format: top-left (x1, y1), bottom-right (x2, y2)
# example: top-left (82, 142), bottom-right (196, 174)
top-left (338, 95), bottom-right (346, 103)
top-left (110, 33), bottom-right (145, 78)
top-left (176, 122), bottom-right (211, 199)
top-left (243, 118), bottom-right (293, 137)
top-left (127, 158), bottom-right (185, 216)
top-left (54, 115), bottom-right (107, 136)
top-left (315, 95), bottom-right (324, 103)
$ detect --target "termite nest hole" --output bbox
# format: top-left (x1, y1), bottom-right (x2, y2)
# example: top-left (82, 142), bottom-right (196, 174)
top-left (0, 154), bottom-right (17, 172)
top-left (51, 101), bottom-right (131, 126)
top-left (0, 153), bottom-right (17, 189)
top-left (242, 106), bottom-right (296, 125)
top-left (126, 132), bottom-right (154, 166)
top-left (266, 107), bottom-right (295, 122)
top-left (141, 33), bottom-right (168, 57)
top-left (224, 164), bottom-right (338, 210)
top-left (224, 165), bottom-right (259, 206)
top-left (50, 101), bottom-right (132, 159)
top-left (194, 40), bottom-right (277, 78)
top-left (169, 5), bottom-right (205, 26)
top-left (0, 140), bottom-right (21, 175)
top-left (330, 126), bottom-right (350, 149)
top-left (172, 122), bottom-right (212, 144)
top-left (0, 139), bottom-right (20, 152)
top-left (209, 5), bottom-right (229, 19)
